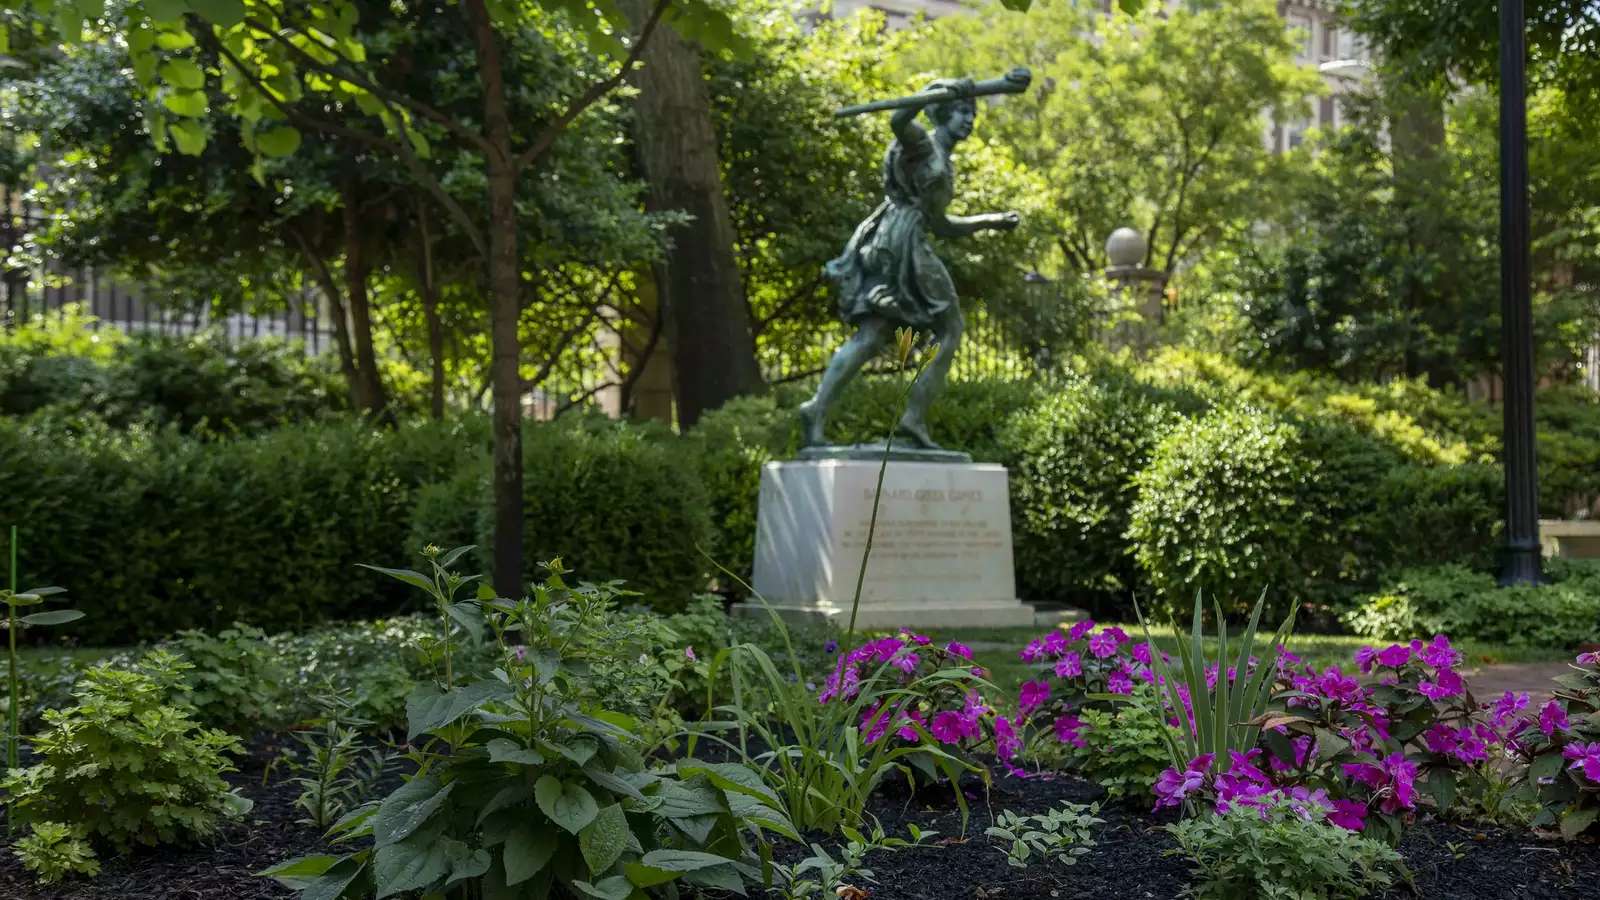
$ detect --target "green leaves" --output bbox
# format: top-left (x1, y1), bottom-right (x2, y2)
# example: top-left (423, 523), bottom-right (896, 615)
top-left (374, 777), bottom-right (453, 847)
top-left (254, 125), bottom-right (302, 158)
top-left (1560, 806), bottom-right (1598, 841)
top-left (501, 825), bottom-right (556, 885)
top-left (18, 610), bottom-right (84, 626)
top-left (161, 90), bottom-right (207, 118)
top-left (535, 775), bottom-right (599, 834)
top-left (159, 58), bottom-right (205, 90)
top-left (578, 803), bottom-right (628, 874)
top-left (404, 680), bottom-right (510, 740)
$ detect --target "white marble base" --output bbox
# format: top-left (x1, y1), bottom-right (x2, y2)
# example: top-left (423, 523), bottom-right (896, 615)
top-left (738, 459), bottom-right (1034, 629)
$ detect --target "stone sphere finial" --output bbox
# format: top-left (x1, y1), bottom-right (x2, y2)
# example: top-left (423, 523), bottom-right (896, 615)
top-left (1105, 227), bottom-right (1147, 268)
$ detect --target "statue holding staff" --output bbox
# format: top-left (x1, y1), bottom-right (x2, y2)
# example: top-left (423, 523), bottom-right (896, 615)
top-left (798, 68), bottom-right (1032, 451)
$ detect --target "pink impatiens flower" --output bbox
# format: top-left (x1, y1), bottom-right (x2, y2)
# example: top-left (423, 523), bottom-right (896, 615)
top-left (1376, 644), bottom-right (1412, 668)
top-left (1019, 680), bottom-right (1051, 716)
top-left (1354, 646), bottom-right (1378, 674)
top-left (945, 640), bottom-right (973, 660)
top-left (1154, 754), bottom-right (1214, 810)
top-left (1342, 753), bottom-right (1418, 814)
top-left (1131, 642), bottom-right (1154, 665)
top-left (1106, 668), bottom-right (1134, 695)
top-left (1417, 667), bottom-right (1464, 701)
top-left (1041, 631), bottom-right (1068, 657)
top-left (1328, 799), bottom-right (1369, 832)
top-left (1489, 691), bottom-right (1531, 729)
top-left (1418, 634), bottom-right (1461, 669)
top-left (1577, 651), bottom-right (1600, 667)
top-left (1055, 651), bottom-right (1083, 679)
top-left (930, 710), bottom-right (977, 744)
top-left (1088, 630), bottom-right (1120, 659)
top-left (995, 715), bottom-right (1022, 761)
top-left (1539, 700), bottom-right (1570, 737)
top-left (1053, 714), bottom-right (1087, 748)
top-left (1067, 619), bottom-right (1096, 642)
top-left (1563, 742), bottom-right (1600, 782)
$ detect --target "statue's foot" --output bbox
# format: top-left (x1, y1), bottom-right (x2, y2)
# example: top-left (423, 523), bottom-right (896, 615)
top-left (895, 415), bottom-right (941, 450)
top-left (798, 400), bottom-right (827, 447)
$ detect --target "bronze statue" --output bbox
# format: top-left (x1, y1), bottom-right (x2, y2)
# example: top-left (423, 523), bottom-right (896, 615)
top-left (798, 69), bottom-right (1031, 451)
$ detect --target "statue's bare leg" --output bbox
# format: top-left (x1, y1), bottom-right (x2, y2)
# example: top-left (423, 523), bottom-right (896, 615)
top-left (898, 305), bottom-right (963, 448)
top-left (799, 316), bottom-right (893, 447)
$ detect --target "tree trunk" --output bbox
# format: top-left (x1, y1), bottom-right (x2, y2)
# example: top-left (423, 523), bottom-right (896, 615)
top-left (465, 0), bottom-right (525, 596)
top-left (290, 228), bottom-right (361, 409)
top-left (340, 184), bottom-right (390, 416)
top-left (624, 3), bottom-right (764, 427)
top-left (416, 206), bottom-right (447, 420)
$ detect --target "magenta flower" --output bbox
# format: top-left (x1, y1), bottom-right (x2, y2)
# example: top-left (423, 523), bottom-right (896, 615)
top-left (1354, 646), bottom-right (1378, 674)
top-left (1068, 619), bottom-right (1096, 642)
top-left (1577, 651), bottom-right (1600, 667)
top-left (1020, 638), bottom-right (1045, 663)
top-left (931, 709), bottom-right (980, 744)
top-left (1489, 691), bottom-right (1530, 729)
top-left (1422, 723), bottom-right (1459, 756)
top-left (1088, 631), bottom-right (1119, 659)
top-left (1342, 753), bottom-right (1418, 814)
top-left (893, 652), bottom-right (920, 674)
top-left (1376, 644), bottom-right (1412, 668)
top-left (1106, 668), bottom-right (1134, 695)
top-left (1053, 714), bottom-right (1087, 748)
top-left (1018, 680), bottom-right (1051, 716)
top-left (995, 715), bottom-right (1022, 760)
top-left (1314, 666), bottom-right (1363, 704)
top-left (1539, 700), bottom-right (1570, 737)
top-left (1153, 754), bottom-right (1214, 810)
top-left (1563, 742), bottom-right (1600, 782)
top-left (684, 645), bottom-right (696, 661)
top-left (1054, 651), bottom-right (1083, 679)
top-left (1131, 642), bottom-right (1154, 665)
top-left (1041, 631), bottom-right (1068, 657)
top-left (1101, 626), bottom-right (1129, 645)
top-left (860, 704), bottom-right (893, 744)
top-left (963, 690), bottom-right (988, 719)
top-left (1418, 635), bottom-right (1461, 669)
top-left (1418, 667), bottom-right (1464, 701)
top-left (1327, 799), bottom-right (1369, 832)
top-left (945, 640), bottom-right (973, 660)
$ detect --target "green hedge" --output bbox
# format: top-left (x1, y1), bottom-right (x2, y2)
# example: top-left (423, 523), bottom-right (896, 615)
top-left (411, 419), bottom-right (716, 610)
top-left (1, 417), bottom-right (478, 644)
top-left (1344, 561), bottom-right (1600, 648)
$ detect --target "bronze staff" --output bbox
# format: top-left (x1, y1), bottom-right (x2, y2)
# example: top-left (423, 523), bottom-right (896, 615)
top-left (833, 67), bottom-right (1032, 118)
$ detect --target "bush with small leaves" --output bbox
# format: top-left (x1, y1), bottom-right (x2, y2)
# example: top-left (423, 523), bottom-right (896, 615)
top-left (162, 622), bottom-right (289, 736)
top-left (1166, 796), bottom-right (1403, 900)
top-left (0, 650), bottom-right (252, 854)
top-left (276, 683), bottom-right (390, 829)
top-left (1063, 687), bottom-right (1174, 802)
top-left (767, 822), bottom-right (932, 900)
top-left (12, 821), bottom-right (100, 884)
top-left (985, 802), bottom-right (1102, 869)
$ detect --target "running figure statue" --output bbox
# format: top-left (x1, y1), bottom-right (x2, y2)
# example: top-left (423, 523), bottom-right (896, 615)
top-left (798, 68), bottom-right (1031, 450)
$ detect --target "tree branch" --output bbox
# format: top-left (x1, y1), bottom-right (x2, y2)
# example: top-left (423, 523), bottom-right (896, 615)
top-left (514, 0), bottom-right (673, 172)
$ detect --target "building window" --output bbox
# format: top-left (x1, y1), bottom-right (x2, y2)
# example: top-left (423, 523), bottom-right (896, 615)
top-left (1323, 24), bottom-right (1338, 59)
top-left (1287, 16), bottom-right (1312, 61)
top-left (1319, 96), bottom-right (1335, 127)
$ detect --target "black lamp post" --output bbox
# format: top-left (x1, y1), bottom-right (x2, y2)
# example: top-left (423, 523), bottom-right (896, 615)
top-left (1498, 0), bottom-right (1543, 586)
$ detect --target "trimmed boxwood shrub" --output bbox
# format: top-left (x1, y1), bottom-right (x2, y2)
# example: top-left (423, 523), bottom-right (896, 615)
top-left (410, 418), bottom-right (716, 611)
top-left (0, 417), bottom-right (479, 644)
top-left (1000, 373), bottom-right (1176, 610)
top-left (1345, 560), bottom-right (1600, 648)
top-left (1128, 406), bottom-right (1323, 617)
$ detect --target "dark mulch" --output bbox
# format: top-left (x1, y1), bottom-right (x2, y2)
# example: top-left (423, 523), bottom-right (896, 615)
top-left (3, 741), bottom-right (1598, 899)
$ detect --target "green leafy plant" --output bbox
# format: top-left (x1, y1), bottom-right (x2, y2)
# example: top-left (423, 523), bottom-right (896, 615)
top-left (985, 802), bottom-right (1102, 869)
top-left (277, 683), bottom-right (390, 829)
top-left (1135, 591), bottom-right (1298, 791)
top-left (1345, 562), bottom-right (1600, 648)
top-left (1059, 684), bottom-right (1174, 801)
top-left (768, 821), bottom-right (932, 900)
top-left (4, 525), bottom-right (84, 770)
top-left (1165, 797), bottom-right (1403, 900)
top-left (700, 613), bottom-right (988, 836)
top-left (12, 821), bottom-right (101, 884)
top-left (0, 650), bottom-right (252, 853)
top-left (164, 622), bottom-right (288, 737)
top-left (262, 551), bottom-right (795, 898)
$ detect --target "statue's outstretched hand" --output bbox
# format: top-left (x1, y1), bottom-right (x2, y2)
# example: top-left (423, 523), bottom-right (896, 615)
top-left (990, 211), bottom-right (1021, 232)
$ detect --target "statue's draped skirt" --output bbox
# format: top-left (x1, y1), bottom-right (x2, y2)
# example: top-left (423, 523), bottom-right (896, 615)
top-left (824, 129), bottom-right (958, 332)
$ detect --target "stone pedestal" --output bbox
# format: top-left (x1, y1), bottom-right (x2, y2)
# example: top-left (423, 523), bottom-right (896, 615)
top-left (739, 459), bottom-right (1034, 629)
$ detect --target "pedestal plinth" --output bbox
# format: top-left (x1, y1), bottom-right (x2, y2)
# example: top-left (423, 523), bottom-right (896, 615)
top-left (739, 459), bottom-right (1034, 629)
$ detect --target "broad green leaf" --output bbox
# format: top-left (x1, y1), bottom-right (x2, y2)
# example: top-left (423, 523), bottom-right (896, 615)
top-left (1531, 752), bottom-right (1565, 781)
top-left (159, 58), bottom-right (204, 90)
top-left (438, 545), bottom-right (474, 568)
top-left (443, 843), bottom-right (491, 889)
top-left (374, 778), bottom-right (454, 848)
top-left (20, 610), bottom-right (84, 626)
top-left (405, 680), bottom-right (510, 740)
top-left (162, 90), bottom-right (206, 118)
top-left (579, 804), bottom-right (628, 875)
top-left (636, 849), bottom-right (736, 873)
top-left (374, 834), bottom-right (453, 898)
top-left (1560, 806), bottom-right (1598, 840)
top-left (655, 778), bottom-right (726, 819)
top-left (18, 586), bottom-right (65, 598)
top-left (357, 563), bottom-right (436, 593)
top-left (144, 0), bottom-right (188, 21)
top-left (502, 824), bottom-right (557, 885)
top-left (256, 125), bottom-right (302, 158)
top-left (263, 857), bottom-right (366, 900)
top-left (475, 782), bottom-right (533, 828)
top-left (169, 119), bottom-right (207, 155)
top-left (256, 854), bottom-right (341, 889)
top-left (572, 875), bottom-right (633, 900)
top-left (486, 738), bottom-right (544, 766)
top-left (535, 775), bottom-right (599, 835)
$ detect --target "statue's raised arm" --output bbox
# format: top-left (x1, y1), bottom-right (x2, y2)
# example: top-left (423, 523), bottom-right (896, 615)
top-left (798, 68), bottom-right (1033, 454)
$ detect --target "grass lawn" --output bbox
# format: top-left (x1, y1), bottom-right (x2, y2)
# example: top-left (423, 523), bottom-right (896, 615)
top-left (913, 623), bottom-right (1577, 694)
